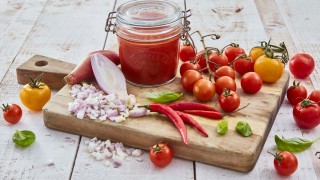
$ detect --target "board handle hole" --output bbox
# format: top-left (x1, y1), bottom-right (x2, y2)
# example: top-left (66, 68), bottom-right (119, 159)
top-left (35, 60), bottom-right (48, 67)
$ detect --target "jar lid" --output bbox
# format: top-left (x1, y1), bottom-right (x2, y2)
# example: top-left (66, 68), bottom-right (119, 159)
top-left (116, 0), bottom-right (182, 27)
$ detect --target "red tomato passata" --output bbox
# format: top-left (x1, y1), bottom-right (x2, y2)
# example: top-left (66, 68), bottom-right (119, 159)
top-left (273, 151), bottom-right (298, 176)
top-left (233, 56), bottom-right (254, 76)
top-left (289, 53), bottom-right (315, 79)
top-left (181, 70), bottom-right (203, 92)
top-left (309, 90), bottom-right (320, 106)
top-left (1, 104), bottom-right (22, 124)
top-left (179, 61), bottom-right (201, 76)
top-left (208, 52), bottom-right (229, 72)
top-left (218, 89), bottom-right (240, 112)
top-left (214, 66), bottom-right (236, 81)
top-left (149, 143), bottom-right (173, 168)
top-left (193, 79), bottom-right (215, 102)
top-left (286, 81), bottom-right (307, 106)
top-left (241, 72), bottom-right (262, 94)
top-left (215, 76), bottom-right (236, 95)
top-left (224, 45), bottom-right (245, 63)
top-left (179, 44), bottom-right (196, 62)
top-left (293, 99), bottom-right (320, 129)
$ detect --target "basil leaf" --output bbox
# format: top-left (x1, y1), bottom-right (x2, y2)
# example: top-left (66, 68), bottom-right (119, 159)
top-left (12, 130), bottom-right (36, 147)
top-left (236, 121), bottom-right (252, 137)
top-left (275, 135), bottom-right (316, 152)
top-left (145, 91), bottom-right (183, 103)
top-left (217, 120), bottom-right (228, 135)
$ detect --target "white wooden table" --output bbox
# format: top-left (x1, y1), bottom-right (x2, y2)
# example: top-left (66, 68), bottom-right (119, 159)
top-left (1, 0), bottom-right (319, 179)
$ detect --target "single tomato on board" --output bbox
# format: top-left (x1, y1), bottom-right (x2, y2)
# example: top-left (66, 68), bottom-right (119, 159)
top-left (254, 55), bottom-right (284, 83)
top-left (149, 143), bottom-right (173, 168)
top-left (289, 53), bottom-right (315, 79)
top-left (181, 70), bottom-right (203, 92)
top-left (179, 43), bottom-right (196, 62)
top-left (193, 79), bottom-right (215, 102)
top-left (218, 89), bottom-right (240, 112)
top-left (215, 76), bottom-right (236, 95)
top-left (208, 52), bottom-right (229, 72)
top-left (233, 55), bottom-right (254, 76)
top-left (293, 99), bottom-right (320, 129)
top-left (20, 74), bottom-right (51, 111)
top-left (214, 66), bottom-right (236, 81)
top-left (286, 81), bottom-right (307, 106)
top-left (249, 47), bottom-right (265, 62)
top-left (1, 104), bottom-right (22, 124)
top-left (179, 61), bottom-right (201, 76)
top-left (240, 72), bottom-right (262, 94)
top-left (224, 44), bottom-right (245, 63)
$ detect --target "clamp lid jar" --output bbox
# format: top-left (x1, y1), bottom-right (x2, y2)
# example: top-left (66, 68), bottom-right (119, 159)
top-left (106, 0), bottom-right (184, 87)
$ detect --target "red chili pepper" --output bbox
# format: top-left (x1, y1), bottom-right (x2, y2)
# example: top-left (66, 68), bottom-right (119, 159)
top-left (176, 111), bottom-right (208, 137)
top-left (168, 102), bottom-right (218, 112)
top-left (183, 110), bottom-right (223, 119)
top-left (149, 103), bottom-right (188, 145)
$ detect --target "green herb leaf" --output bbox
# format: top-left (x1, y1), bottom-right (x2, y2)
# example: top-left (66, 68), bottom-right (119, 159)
top-left (217, 120), bottom-right (228, 135)
top-left (236, 121), bottom-right (252, 137)
top-left (12, 130), bottom-right (36, 147)
top-left (275, 135), bottom-right (320, 152)
top-left (145, 91), bottom-right (183, 103)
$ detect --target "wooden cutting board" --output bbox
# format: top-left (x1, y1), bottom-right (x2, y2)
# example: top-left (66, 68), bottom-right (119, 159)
top-left (18, 55), bottom-right (289, 172)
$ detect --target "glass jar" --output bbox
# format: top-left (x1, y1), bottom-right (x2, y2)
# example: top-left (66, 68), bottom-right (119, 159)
top-left (109, 0), bottom-right (183, 87)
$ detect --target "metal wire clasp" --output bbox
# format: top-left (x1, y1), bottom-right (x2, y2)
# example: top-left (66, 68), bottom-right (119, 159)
top-left (105, 11), bottom-right (117, 33)
top-left (180, 9), bottom-right (191, 41)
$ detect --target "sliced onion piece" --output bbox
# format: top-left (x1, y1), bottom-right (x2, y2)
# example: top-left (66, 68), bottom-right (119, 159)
top-left (91, 53), bottom-right (127, 95)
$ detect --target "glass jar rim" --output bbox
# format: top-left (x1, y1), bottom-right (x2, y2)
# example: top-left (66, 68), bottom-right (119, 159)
top-left (116, 0), bottom-right (182, 27)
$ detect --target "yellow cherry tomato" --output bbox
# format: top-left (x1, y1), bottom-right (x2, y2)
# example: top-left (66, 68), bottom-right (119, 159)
top-left (254, 55), bottom-right (284, 83)
top-left (249, 47), bottom-right (265, 62)
top-left (20, 81), bottom-right (51, 111)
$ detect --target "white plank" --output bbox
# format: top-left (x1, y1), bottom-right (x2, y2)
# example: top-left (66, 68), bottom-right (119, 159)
top-left (72, 0), bottom-right (195, 179)
top-left (0, 0), bottom-right (115, 179)
top-left (0, 0), bottom-right (47, 81)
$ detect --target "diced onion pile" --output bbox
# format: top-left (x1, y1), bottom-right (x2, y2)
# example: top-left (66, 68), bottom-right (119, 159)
top-left (68, 84), bottom-right (147, 122)
top-left (85, 137), bottom-right (144, 168)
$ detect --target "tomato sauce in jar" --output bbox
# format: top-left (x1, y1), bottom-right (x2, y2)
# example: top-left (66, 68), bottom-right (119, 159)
top-left (113, 0), bottom-right (183, 87)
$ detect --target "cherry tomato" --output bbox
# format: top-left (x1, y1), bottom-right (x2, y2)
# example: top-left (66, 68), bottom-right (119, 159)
top-left (195, 50), bottom-right (207, 69)
top-left (233, 56), bottom-right (254, 76)
top-left (309, 90), bottom-right (320, 106)
top-left (254, 55), bottom-right (284, 83)
top-left (218, 89), bottom-right (240, 112)
top-left (224, 44), bottom-right (245, 63)
top-left (272, 151), bottom-right (298, 176)
top-left (289, 53), bottom-right (315, 79)
top-left (149, 143), bottom-right (173, 168)
top-left (193, 79), bottom-right (215, 102)
top-left (181, 70), bottom-right (203, 92)
top-left (215, 76), bottom-right (236, 95)
top-left (241, 72), bottom-right (262, 94)
top-left (249, 47), bottom-right (265, 62)
top-left (286, 81), bottom-right (307, 106)
top-left (20, 81), bottom-right (51, 111)
top-left (179, 61), bottom-right (201, 76)
top-left (208, 52), bottom-right (229, 72)
top-left (1, 104), bottom-right (22, 124)
top-left (293, 99), bottom-right (320, 129)
top-left (179, 44), bottom-right (196, 62)
top-left (214, 66), bottom-right (236, 81)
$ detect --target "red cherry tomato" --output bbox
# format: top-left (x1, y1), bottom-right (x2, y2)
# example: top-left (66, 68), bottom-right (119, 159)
top-left (1, 104), bottom-right (22, 124)
top-left (241, 72), bottom-right (262, 94)
top-left (293, 99), bottom-right (320, 129)
top-left (289, 53), bottom-right (315, 79)
top-left (179, 44), bottom-right (196, 62)
top-left (193, 79), bottom-right (215, 102)
top-left (179, 61), bottom-right (201, 76)
top-left (214, 66), bottom-right (236, 81)
top-left (208, 52), bottom-right (229, 72)
top-left (215, 76), bottom-right (236, 95)
top-left (218, 89), bottom-right (240, 112)
top-left (272, 151), bottom-right (298, 176)
top-left (286, 81), bottom-right (307, 106)
top-left (149, 143), bottom-right (173, 168)
top-left (181, 70), bottom-right (203, 92)
top-left (309, 90), bottom-right (320, 106)
top-left (224, 44), bottom-right (245, 63)
top-left (233, 56), bottom-right (254, 76)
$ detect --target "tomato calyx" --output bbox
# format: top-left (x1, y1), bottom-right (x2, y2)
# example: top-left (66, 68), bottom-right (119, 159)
top-left (300, 99), bottom-right (318, 108)
top-left (290, 80), bottom-right (301, 88)
top-left (267, 151), bottom-right (283, 164)
top-left (255, 40), bottom-right (289, 65)
top-left (27, 73), bottom-right (45, 88)
top-left (151, 143), bottom-right (166, 155)
top-left (222, 88), bottom-right (232, 97)
top-left (1, 103), bottom-right (11, 112)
